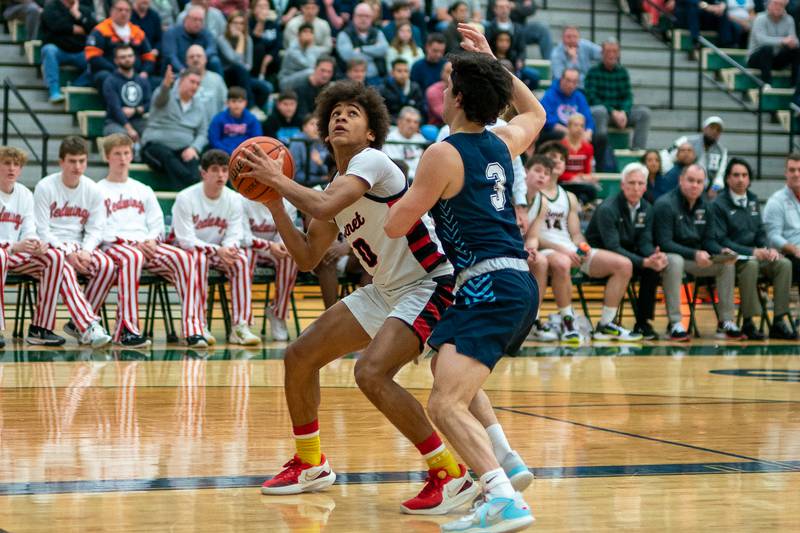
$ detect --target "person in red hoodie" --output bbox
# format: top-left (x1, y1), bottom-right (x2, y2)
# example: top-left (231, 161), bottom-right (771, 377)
top-left (559, 113), bottom-right (599, 203)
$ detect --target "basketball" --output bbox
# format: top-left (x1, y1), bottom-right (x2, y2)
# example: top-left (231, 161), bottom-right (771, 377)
top-left (229, 136), bottom-right (295, 203)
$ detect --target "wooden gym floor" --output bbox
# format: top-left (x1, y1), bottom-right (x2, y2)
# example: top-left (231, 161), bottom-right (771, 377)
top-left (0, 292), bottom-right (798, 532)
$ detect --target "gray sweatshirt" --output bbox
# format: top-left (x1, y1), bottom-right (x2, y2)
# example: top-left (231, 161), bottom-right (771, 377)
top-left (764, 185), bottom-right (800, 250)
top-left (142, 85), bottom-right (208, 152)
top-left (747, 12), bottom-right (797, 57)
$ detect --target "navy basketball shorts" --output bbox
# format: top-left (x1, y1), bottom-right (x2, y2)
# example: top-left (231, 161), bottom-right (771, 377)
top-left (428, 268), bottom-right (539, 370)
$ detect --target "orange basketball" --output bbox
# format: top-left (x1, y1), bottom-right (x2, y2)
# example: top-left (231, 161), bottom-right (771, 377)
top-left (229, 136), bottom-right (295, 203)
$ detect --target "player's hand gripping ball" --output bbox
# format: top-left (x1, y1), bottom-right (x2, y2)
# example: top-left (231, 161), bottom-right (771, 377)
top-left (230, 136), bottom-right (295, 202)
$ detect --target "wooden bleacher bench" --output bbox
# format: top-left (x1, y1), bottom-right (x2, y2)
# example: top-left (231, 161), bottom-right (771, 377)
top-left (747, 87), bottom-right (794, 112)
top-left (7, 19), bottom-right (26, 42)
top-left (671, 29), bottom-right (717, 52)
top-left (524, 58), bottom-right (551, 88)
top-left (77, 110), bottom-right (105, 138)
top-left (701, 47), bottom-right (748, 72)
top-left (608, 128), bottom-right (632, 150)
top-left (24, 39), bottom-right (41, 65)
top-left (720, 68), bottom-right (793, 91)
top-left (614, 149), bottom-right (645, 168)
top-left (64, 86), bottom-right (103, 113)
top-left (596, 172), bottom-right (621, 200)
top-left (776, 109), bottom-right (793, 132)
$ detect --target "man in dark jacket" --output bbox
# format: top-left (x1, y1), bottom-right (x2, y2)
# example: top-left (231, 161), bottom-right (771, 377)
top-left (379, 58), bottom-right (425, 122)
top-left (40, 0), bottom-right (97, 103)
top-left (708, 157), bottom-right (796, 340)
top-left (161, 5), bottom-right (222, 75)
top-left (586, 163), bottom-right (668, 340)
top-left (654, 163), bottom-right (741, 341)
top-left (102, 43), bottom-right (151, 142)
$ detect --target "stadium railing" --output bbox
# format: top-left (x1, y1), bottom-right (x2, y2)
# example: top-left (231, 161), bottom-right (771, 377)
top-left (2, 77), bottom-right (50, 177)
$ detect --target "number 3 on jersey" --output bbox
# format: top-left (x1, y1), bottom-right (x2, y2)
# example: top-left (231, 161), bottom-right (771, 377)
top-left (485, 162), bottom-right (507, 211)
top-left (352, 237), bottom-right (378, 267)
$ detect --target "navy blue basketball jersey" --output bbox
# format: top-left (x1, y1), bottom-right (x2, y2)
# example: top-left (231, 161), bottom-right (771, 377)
top-left (429, 130), bottom-right (527, 275)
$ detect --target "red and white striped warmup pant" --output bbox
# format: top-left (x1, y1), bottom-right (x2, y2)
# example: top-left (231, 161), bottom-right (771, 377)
top-left (191, 248), bottom-right (252, 327)
top-left (104, 242), bottom-right (203, 341)
top-left (0, 247), bottom-right (100, 333)
top-left (68, 249), bottom-right (116, 320)
top-left (245, 246), bottom-right (298, 321)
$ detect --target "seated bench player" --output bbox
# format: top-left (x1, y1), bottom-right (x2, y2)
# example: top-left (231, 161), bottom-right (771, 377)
top-left (242, 197), bottom-right (300, 342)
top-left (170, 149), bottom-right (261, 346)
top-left (97, 134), bottom-right (209, 348)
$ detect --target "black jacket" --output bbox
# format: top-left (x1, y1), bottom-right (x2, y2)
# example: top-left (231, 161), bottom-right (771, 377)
top-left (586, 192), bottom-right (655, 268)
top-left (379, 77), bottom-right (425, 121)
top-left (708, 188), bottom-right (767, 255)
top-left (40, 0), bottom-right (97, 53)
top-left (653, 188), bottom-right (716, 259)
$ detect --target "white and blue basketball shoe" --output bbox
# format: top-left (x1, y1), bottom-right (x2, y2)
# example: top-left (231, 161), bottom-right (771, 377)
top-left (500, 451), bottom-right (534, 492)
top-left (441, 492), bottom-right (534, 533)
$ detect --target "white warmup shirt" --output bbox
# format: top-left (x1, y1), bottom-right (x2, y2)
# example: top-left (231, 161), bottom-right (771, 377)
top-left (241, 198), bottom-right (298, 247)
top-left (33, 173), bottom-right (105, 253)
top-left (0, 183), bottom-right (36, 246)
top-left (171, 182), bottom-right (244, 249)
top-left (97, 177), bottom-right (165, 244)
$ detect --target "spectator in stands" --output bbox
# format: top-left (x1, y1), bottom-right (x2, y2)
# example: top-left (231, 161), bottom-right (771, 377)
top-left (559, 114), bottom-right (599, 204)
top-left (654, 164), bottom-right (742, 340)
top-left (727, 0), bottom-right (757, 44)
top-left (218, 11), bottom-right (273, 115)
top-left (320, 0), bottom-right (356, 32)
top-left (669, 116), bottom-right (729, 194)
top-left (528, 140), bottom-right (641, 343)
top-left (432, 0), bottom-right (481, 31)
top-left (764, 153), bottom-right (800, 298)
top-left (208, 86), bottom-right (263, 154)
top-left (382, 1), bottom-right (423, 46)
top-left (336, 2), bottom-right (389, 84)
top-left (660, 141), bottom-right (696, 197)
top-left (345, 57), bottom-right (368, 84)
top-left (379, 58), bottom-right (425, 121)
top-left (278, 22), bottom-right (325, 90)
top-left (264, 90), bottom-right (304, 143)
top-left (485, 0), bottom-right (552, 59)
top-left (410, 32), bottom-right (447, 92)
top-left (747, 0), bottom-right (800, 86)
top-left (489, 29), bottom-right (539, 90)
top-left (289, 115), bottom-right (329, 184)
top-left (550, 25), bottom-right (601, 87)
top-left (141, 66), bottom-right (208, 190)
top-left (249, 0), bottom-right (282, 81)
top-left (283, 0), bottom-right (333, 53)
top-left (382, 106), bottom-right (426, 180)
top-left (162, 5), bottom-right (223, 75)
top-left (540, 68), bottom-right (609, 172)
top-left (485, 0), bottom-right (527, 63)
top-left (294, 55), bottom-right (335, 118)
top-left (641, 149), bottom-right (664, 203)
top-left (185, 44), bottom-right (228, 119)
top-left (586, 39), bottom-right (652, 152)
top-left (177, 0), bottom-right (227, 38)
top-left (386, 21), bottom-right (424, 73)
top-left (425, 59), bottom-right (451, 126)
top-left (131, 0), bottom-right (164, 54)
top-left (86, 0), bottom-right (157, 92)
top-left (3, 0), bottom-right (42, 42)
top-left (709, 157), bottom-right (795, 339)
top-left (443, 1), bottom-right (471, 54)
top-left (40, 0), bottom-right (97, 103)
top-left (102, 43), bottom-right (151, 143)
top-left (148, 0), bottom-right (180, 28)
top-left (675, 0), bottom-right (748, 49)
top-left (586, 163), bottom-right (669, 340)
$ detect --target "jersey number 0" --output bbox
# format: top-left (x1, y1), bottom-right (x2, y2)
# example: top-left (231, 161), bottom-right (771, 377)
top-left (485, 163), bottom-right (507, 211)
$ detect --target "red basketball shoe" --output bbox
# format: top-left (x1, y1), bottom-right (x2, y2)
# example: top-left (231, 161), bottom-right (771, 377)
top-left (261, 454), bottom-right (337, 495)
top-left (400, 464), bottom-right (480, 515)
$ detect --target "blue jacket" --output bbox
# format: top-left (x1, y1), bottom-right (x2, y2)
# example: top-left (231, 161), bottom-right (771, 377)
top-left (208, 108), bottom-right (263, 155)
top-left (540, 84), bottom-right (595, 132)
top-left (161, 25), bottom-right (219, 73)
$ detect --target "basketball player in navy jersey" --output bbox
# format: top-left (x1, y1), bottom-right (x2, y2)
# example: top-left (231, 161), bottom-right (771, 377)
top-left (386, 25), bottom-right (545, 532)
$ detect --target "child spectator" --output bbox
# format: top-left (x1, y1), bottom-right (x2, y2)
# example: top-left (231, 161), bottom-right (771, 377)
top-left (560, 114), bottom-right (595, 182)
top-left (263, 90), bottom-right (304, 144)
top-left (208, 86), bottom-right (263, 154)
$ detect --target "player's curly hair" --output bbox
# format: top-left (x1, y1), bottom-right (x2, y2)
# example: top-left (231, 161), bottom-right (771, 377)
top-left (314, 80), bottom-right (390, 150)
top-left (449, 52), bottom-right (513, 127)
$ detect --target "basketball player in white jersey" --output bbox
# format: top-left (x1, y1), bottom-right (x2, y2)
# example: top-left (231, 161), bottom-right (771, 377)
top-left (529, 141), bottom-right (640, 343)
top-left (170, 149), bottom-right (261, 346)
top-left (241, 198), bottom-right (299, 341)
top-left (96, 134), bottom-right (207, 348)
top-left (240, 80), bottom-right (532, 514)
top-left (32, 136), bottom-right (114, 348)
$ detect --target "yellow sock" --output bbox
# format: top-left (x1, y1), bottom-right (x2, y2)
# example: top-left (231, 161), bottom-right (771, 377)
top-left (294, 420), bottom-right (321, 465)
top-left (418, 432), bottom-right (461, 477)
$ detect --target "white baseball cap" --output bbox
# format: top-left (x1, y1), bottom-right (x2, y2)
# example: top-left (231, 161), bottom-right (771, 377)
top-left (702, 116), bottom-right (724, 129)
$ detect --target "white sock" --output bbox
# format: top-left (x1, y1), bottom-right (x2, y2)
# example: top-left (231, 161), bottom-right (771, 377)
top-left (559, 306), bottom-right (575, 318)
top-left (600, 306), bottom-right (618, 325)
top-left (486, 423), bottom-right (513, 462)
top-left (480, 468), bottom-right (515, 499)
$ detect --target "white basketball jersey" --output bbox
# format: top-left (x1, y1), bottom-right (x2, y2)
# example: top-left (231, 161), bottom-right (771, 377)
top-left (331, 148), bottom-right (452, 290)
top-left (534, 186), bottom-right (576, 252)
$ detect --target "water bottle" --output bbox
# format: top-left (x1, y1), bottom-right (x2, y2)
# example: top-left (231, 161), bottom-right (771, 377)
top-left (571, 242), bottom-right (591, 277)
